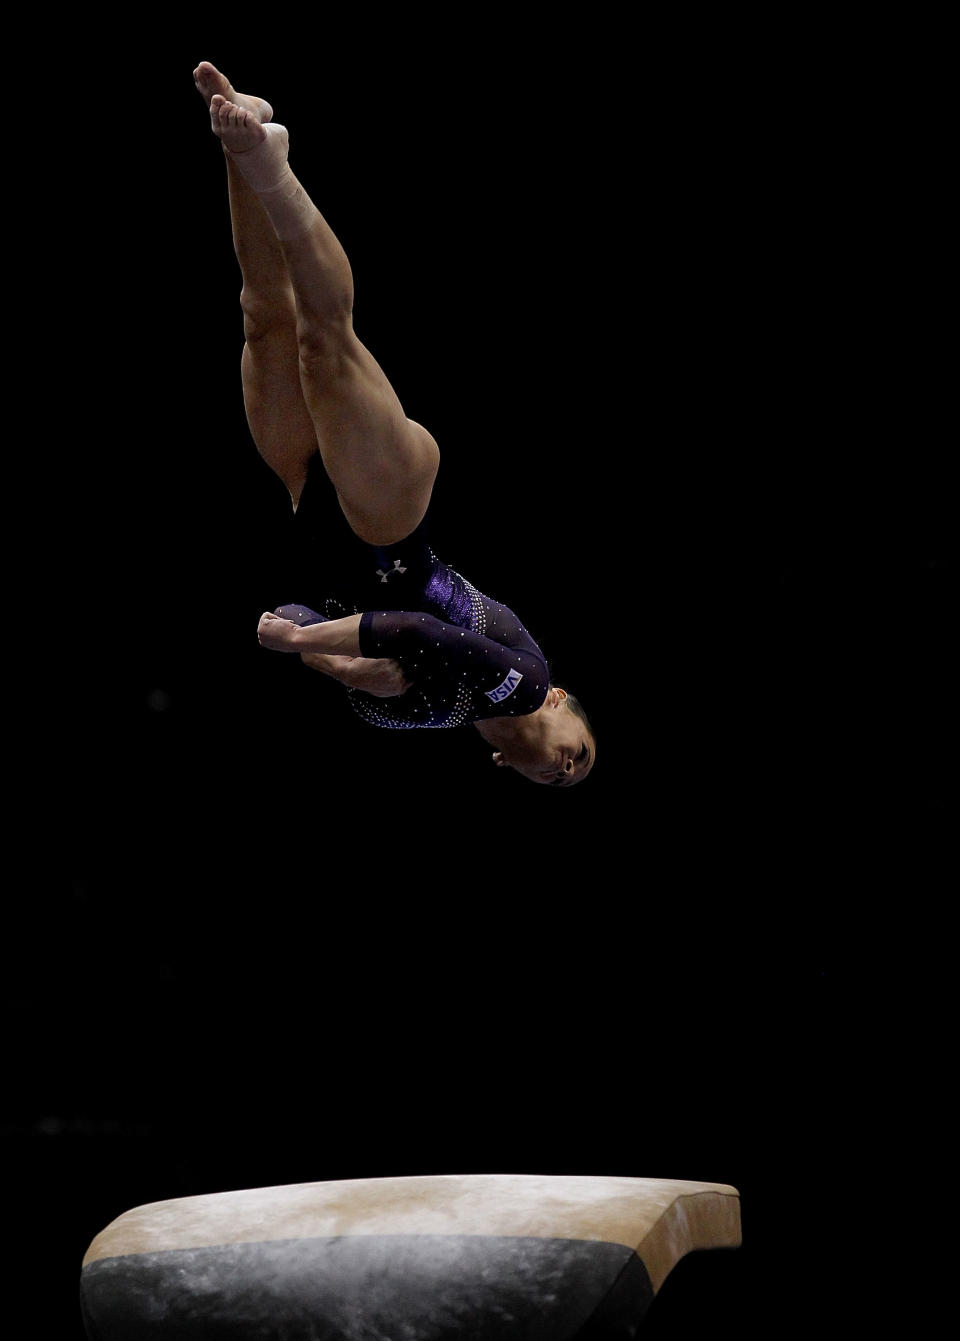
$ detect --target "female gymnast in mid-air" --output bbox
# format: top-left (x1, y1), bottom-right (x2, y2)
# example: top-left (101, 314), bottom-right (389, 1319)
top-left (194, 62), bottom-right (594, 787)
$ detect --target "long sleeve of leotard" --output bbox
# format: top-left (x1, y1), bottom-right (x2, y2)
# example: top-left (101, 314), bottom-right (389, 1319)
top-left (358, 609), bottom-right (550, 719)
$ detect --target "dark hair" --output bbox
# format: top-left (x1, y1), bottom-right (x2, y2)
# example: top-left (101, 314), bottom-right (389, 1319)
top-left (561, 690), bottom-right (595, 742)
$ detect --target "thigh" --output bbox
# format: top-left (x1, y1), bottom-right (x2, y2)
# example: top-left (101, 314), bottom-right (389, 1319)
top-left (298, 330), bottom-right (440, 546)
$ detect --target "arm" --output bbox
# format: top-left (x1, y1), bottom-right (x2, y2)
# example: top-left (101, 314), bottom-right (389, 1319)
top-left (257, 611), bottom-right (363, 656)
top-left (300, 650), bottom-right (411, 698)
top-left (258, 613), bottom-right (409, 696)
top-left (357, 611), bottom-right (550, 715)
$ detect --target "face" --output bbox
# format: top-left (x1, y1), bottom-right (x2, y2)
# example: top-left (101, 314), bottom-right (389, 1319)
top-left (492, 692), bottom-right (595, 787)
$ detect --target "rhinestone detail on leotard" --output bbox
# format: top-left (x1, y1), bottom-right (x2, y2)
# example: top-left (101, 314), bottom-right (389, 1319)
top-left (346, 562), bottom-right (488, 730)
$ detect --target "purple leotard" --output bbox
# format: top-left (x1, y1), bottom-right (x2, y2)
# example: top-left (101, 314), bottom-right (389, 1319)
top-left (285, 457), bottom-right (550, 729)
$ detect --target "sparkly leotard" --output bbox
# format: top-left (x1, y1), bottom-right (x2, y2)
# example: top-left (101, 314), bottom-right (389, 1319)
top-left (285, 456), bottom-right (550, 729)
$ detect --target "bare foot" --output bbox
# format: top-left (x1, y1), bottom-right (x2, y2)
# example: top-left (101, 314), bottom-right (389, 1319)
top-left (209, 95), bottom-right (270, 154)
top-left (209, 98), bottom-right (291, 191)
top-left (193, 61), bottom-right (273, 125)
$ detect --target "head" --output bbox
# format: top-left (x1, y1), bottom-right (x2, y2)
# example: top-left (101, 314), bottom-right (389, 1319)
top-left (491, 687), bottom-right (596, 788)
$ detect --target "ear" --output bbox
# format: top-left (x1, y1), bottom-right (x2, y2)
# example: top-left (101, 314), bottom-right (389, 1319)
top-left (551, 688), bottom-right (568, 708)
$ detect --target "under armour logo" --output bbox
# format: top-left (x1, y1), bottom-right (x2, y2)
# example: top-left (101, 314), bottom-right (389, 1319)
top-left (376, 560), bottom-right (408, 583)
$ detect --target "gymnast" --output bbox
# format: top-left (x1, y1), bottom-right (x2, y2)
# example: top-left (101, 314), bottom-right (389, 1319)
top-left (195, 62), bottom-right (594, 787)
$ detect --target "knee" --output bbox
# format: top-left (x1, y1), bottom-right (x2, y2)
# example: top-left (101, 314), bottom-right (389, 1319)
top-left (296, 313), bottom-right (355, 371)
top-left (240, 286), bottom-right (296, 344)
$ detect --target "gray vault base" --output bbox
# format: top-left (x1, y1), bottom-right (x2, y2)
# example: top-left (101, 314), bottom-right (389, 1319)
top-left (80, 1172), bottom-right (742, 1339)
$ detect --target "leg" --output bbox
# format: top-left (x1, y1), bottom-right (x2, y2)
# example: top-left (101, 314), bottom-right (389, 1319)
top-left (207, 87), bottom-right (440, 547)
top-left (195, 64), bottom-right (318, 508)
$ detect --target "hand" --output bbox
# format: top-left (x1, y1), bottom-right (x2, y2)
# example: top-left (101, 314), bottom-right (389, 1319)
top-left (303, 653), bottom-right (411, 698)
top-left (257, 611), bottom-right (301, 652)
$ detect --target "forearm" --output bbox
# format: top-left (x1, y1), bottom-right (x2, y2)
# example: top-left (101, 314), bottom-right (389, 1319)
top-left (301, 650), bottom-right (411, 697)
top-left (292, 614), bottom-right (363, 656)
top-left (258, 611), bottom-right (363, 656)
top-left (300, 651), bottom-right (353, 679)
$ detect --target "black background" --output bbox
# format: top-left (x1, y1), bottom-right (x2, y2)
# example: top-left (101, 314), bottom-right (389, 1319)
top-left (7, 17), bottom-right (951, 1338)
